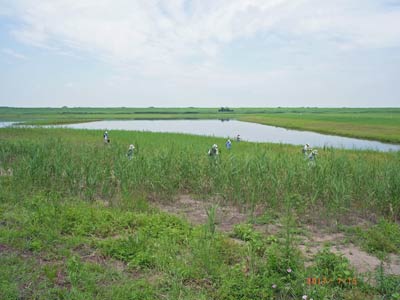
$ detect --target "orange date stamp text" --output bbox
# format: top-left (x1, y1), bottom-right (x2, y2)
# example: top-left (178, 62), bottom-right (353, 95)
top-left (306, 277), bottom-right (357, 285)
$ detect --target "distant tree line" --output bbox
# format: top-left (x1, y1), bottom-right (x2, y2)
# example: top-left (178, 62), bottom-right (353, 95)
top-left (218, 107), bottom-right (234, 112)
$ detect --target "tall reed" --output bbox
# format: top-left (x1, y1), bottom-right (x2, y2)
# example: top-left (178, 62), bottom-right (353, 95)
top-left (1, 127), bottom-right (399, 220)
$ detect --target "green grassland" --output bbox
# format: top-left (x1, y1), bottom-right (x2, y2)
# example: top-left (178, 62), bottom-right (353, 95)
top-left (1, 107), bottom-right (400, 143)
top-left (1, 127), bottom-right (400, 299)
top-left (239, 112), bottom-right (400, 144)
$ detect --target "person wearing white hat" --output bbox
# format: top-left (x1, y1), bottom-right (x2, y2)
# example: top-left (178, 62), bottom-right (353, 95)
top-left (308, 149), bottom-right (318, 166)
top-left (103, 131), bottom-right (109, 144)
top-left (309, 149), bottom-right (318, 159)
top-left (208, 144), bottom-right (219, 156)
top-left (302, 143), bottom-right (310, 157)
top-left (127, 144), bottom-right (135, 160)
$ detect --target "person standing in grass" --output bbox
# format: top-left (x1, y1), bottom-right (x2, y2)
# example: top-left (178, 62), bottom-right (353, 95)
top-left (308, 149), bottom-right (318, 166)
top-left (127, 144), bottom-right (135, 160)
top-left (103, 131), bottom-right (109, 144)
top-left (208, 144), bottom-right (219, 157)
top-left (226, 139), bottom-right (232, 150)
top-left (302, 143), bottom-right (310, 157)
top-left (236, 134), bottom-right (241, 142)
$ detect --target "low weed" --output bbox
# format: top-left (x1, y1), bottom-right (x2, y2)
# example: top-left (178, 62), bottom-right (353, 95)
top-left (375, 264), bottom-right (400, 299)
top-left (347, 219), bottom-right (400, 257)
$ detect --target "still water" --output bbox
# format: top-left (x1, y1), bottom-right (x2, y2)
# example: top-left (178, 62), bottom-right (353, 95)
top-left (0, 122), bottom-right (15, 128)
top-left (60, 120), bottom-right (400, 152)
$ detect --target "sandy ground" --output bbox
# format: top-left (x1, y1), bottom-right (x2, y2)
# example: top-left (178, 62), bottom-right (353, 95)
top-left (154, 194), bottom-right (400, 276)
top-left (155, 194), bottom-right (250, 232)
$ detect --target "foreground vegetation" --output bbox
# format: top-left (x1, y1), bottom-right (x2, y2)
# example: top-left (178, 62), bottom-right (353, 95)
top-left (1, 127), bottom-right (400, 299)
top-left (1, 107), bottom-right (400, 143)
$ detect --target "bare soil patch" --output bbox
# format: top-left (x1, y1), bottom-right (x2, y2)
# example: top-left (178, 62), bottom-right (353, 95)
top-left (299, 226), bottom-right (400, 275)
top-left (153, 195), bottom-right (400, 276)
top-left (0, 243), bottom-right (13, 252)
top-left (154, 195), bottom-right (279, 236)
top-left (155, 194), bottom-right (257, 232)
top-left (73, 243), bottom-right (136, 276)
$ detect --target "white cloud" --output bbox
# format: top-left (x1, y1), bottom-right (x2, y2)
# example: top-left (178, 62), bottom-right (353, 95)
top-left (64, 82), bottom-right (75, 88)
top-left (4, 1), bottom-right (400, 68)
top-left (1, 48), bottom-right (27, 60)
top-left (290, 1), bottom-right (400, 49)
top-left (2, 0), bottom-right (400, 107)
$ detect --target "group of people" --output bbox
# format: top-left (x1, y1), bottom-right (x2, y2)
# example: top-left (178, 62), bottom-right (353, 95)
top-left (303, 143), bottom-right (318, 164)
top-left (104, 130), bottom-right (318, 164)
top-left (209, 140), bottom-right (318, 163)
top-left (103, 131), bottom-right (136, 160)
top-left (208, 135), bottom-right (240, 157)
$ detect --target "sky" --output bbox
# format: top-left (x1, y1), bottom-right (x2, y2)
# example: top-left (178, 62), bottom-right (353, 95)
top-left (0, 0), bottom-right (400, 107)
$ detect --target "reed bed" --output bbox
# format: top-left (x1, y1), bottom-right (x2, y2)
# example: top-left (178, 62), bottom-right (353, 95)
top-left (1, 127), bottom-right (399, 221)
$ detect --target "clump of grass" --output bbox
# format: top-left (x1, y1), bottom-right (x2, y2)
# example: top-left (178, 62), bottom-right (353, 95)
top-left (311, 248), bottom-right (355, 284)
top-left (349, 219), bottom-right (400, 257)
top-left (206, 204), bottom-right (218, 237)
top-left (231, 223), bottom-right (267, 255)
top-left (375, 264), bottom-right (400, 299)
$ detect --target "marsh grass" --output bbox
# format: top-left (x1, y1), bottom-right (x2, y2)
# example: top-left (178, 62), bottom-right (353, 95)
top-left (1, 127), bottom-right (400, 299)
top-left (2, 127), bottom-right (400, 220)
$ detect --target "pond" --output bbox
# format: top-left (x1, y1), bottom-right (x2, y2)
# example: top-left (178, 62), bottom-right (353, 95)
top-left (60, 119), bottom-right (400, 152)
top-left (0, 122), bottom-right (15, 128)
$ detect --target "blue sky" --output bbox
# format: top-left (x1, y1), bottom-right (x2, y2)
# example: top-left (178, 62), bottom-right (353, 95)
top-left (0, 0), bottom-right (400, 107)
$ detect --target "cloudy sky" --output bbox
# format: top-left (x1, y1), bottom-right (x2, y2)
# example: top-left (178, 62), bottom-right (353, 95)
top-left (0, 0), bottom-right (399, 107)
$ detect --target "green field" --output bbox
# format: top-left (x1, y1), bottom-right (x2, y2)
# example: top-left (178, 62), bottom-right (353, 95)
top-left (1, 127), bottom-right (400, 299)
top-left (1, 107), bottom-right (400, 143)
